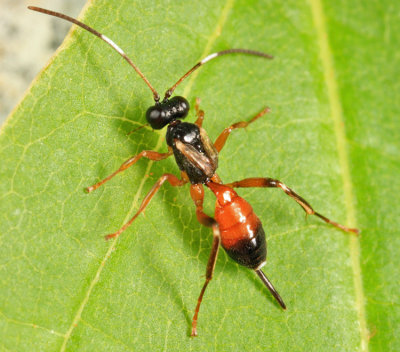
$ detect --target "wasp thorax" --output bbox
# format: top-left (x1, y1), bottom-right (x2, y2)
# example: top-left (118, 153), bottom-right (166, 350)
top-left (146, 96), bottom-right (189, 129)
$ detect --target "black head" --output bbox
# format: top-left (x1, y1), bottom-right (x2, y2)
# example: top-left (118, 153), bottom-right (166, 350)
top-left (146, 96), bottom-right (190, 129)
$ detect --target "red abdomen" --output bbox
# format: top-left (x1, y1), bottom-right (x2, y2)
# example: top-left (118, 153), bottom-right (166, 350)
top-left (207, 182), bottom-right (267, 269)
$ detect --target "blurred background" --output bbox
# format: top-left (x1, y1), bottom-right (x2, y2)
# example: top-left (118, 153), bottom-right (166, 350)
top-left (0, 0), bottom-right (86, 126)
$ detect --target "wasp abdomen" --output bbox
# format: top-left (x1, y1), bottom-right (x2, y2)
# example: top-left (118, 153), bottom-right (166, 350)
top-left (207, 182), bottom-right (267, 269)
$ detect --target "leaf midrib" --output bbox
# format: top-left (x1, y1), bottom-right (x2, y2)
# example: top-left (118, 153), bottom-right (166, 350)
top-left (309, 0), bottom-right (368, 350)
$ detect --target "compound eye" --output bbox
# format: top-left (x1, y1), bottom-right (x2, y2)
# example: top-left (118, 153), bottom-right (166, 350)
top-left (146, 105), bottom-right (168, 129)
top-left (170, 96), bottom-right (190, 119)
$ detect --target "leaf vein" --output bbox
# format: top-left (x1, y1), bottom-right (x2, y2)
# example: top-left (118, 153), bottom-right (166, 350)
top-left (309, 0), bottom-right (368, 350)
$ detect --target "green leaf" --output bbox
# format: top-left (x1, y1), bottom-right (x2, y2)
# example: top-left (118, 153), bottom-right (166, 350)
top-left (1, 0), bottom-right (398, 351)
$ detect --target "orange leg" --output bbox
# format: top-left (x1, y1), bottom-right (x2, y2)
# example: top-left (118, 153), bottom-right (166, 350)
top-left (189, 184), bottom-right (221, 337)
top-left (105, 173), bottom-right (186, 240)
top-left (194, 97), bottom-right (205, 127)
top-left (86, 149), bottom-right (172, 193)
top-left (226, 177), bottom-right (359, 234)
top-left (214, 106), bottom-right (270, 152)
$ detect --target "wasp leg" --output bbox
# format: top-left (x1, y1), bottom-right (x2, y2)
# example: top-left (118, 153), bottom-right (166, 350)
top-left (105, 173), bottom-right (186, 240)
top-left (194, 97), bottom-right (205, 127)
top-left (213, 106), bottom-right (270, 153)
top-left (189, 184), bottom-right (221, 337)
top-left (226, 177), bottom-right (359, 234)
top-left (86, 148), bottom-right (172, 193)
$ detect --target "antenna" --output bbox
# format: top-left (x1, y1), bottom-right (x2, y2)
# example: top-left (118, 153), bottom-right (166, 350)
top-left (28, 6), bottom-right (160, 102)
top-left (164, 49), bottom-right (273, 100)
